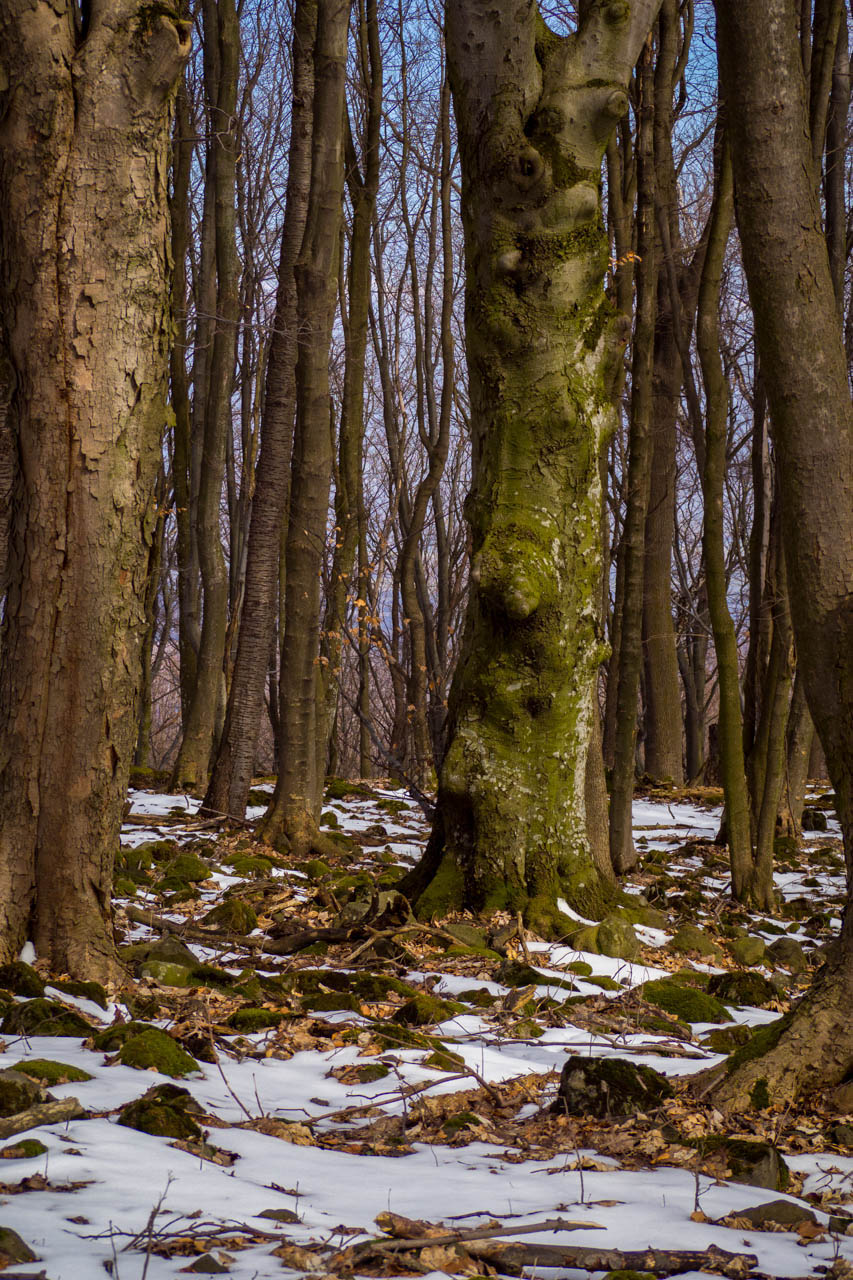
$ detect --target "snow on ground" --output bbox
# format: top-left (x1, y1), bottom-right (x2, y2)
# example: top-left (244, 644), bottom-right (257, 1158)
top-left (0, 784), bottom-right (848, 1278)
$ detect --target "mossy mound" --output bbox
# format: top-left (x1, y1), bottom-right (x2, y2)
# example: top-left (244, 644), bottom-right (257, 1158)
top-left (350, 973), bottom-right (419, 1002)
top-left (114, 876), bottom-right (139, 897)
top-left (423, 1047), bottom-right (465, 1071)
top-left (324, 778), bottom-right (373, 800)
top-left (671, 924), bottom-right (723, 959)
top-left (725, 1013), bottom-right (793, 1077)
top-left (280, 969), bottom-right (349, 997)
top-left (161, 852), bottom-right (212, 883)
top-left (498, 960), bottom-right (575, 991)
top-left (118, 1083), bottom-right (203, 1140)
top-left (730, 936), bottom-right (766, 967)
top-left (640, 978), bottom-right (732, 1024)
top-left (708, 971), bottom-right (777, 1008)
top-left (50, 979), bottom-right (109, 1010)
top-left (1, 999), bottom-right (92, 1038)
top-left (596, 915), bottom-right (640, 961)
top-left (133, 839), bottom-right (179, 864)
top-left (393, 994), bottom-right (464, 1026)
top-left (556, 1056), bottom-right (673, 1118)
top-left (0, 1138), bottom-right (48, 1159)
top-left (123, 936), bottom-right (199, 970)
top-left (141, 961), bottom-right (194, 987)
top-left (704, 1025), bottom-right (752, 1054)
top-left (0, 1069), bottom-right (42, 1117)
top-left (14, 1058), bottom-right (93, 1086)
top-left (0, 1226), bottom-right (37, 1264)
top-left (456, 988), bottom-right (497, 1009)
top-left (767, 938), bottom-right (808, 973)
top-left (801, 807), bottom-right (828, 831)
top-left (116, 1029), bottom-right (200, 1078)
top-left (202, 900), bottom-right (258, 933)
top-left (566, 960), bottom-right (593, 976)
top-left (302, 992), bottom-right (362, 1014)
top-left (225, 854), bottom-right (274, 878)
top-left (351, 1063), bottom-right (391, 1083)
top-left (0, 962), bottom-right (45, 999)
top-left (92, 1021), bottom-right (161, 1052)
top-left (696, 1135), bottom-right (789, 1190)
top-left (302, 860), bottom-right (332, 882)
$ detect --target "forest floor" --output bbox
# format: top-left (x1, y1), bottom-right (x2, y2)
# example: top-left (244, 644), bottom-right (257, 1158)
top-left (0, 781), bottom-right (850, 1280)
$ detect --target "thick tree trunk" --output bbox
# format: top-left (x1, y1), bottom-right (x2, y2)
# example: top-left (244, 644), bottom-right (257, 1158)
top-left (708, 0), bottom-right (853, 1107)
top-left (403, 0), bottom-right (663, 934)
top-left (259, 0), bottom-right (350, 856)
top-left (0, 0), bottom-right (189, 980)
top-left (203, 0), bottom-right (316, 820)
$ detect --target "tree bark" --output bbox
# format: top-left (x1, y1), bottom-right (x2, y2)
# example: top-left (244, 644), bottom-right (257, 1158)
top-left (403, 0), bottom-right (663, 934)
top-left (0, 0), bottom-right (189, 979)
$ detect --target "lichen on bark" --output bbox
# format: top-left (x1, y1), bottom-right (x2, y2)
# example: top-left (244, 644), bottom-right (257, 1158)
top-left (403, 0), bottom-right (664, 933)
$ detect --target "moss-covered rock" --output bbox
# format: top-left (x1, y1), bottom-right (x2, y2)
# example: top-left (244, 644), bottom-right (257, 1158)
top-left (118, 1083), bottom-right (204, 1140)
top-left (569, 924), bottom-right (600, 954)
top-left (457, 988), bottom-right (497, 1009)
top-left (133, 839), bottom-right (179, 864)
top-left (14, 1058), bottom-right (93, 1086)
top-left (116, 1029), bottom-right (200, 1078)
top-left (725, 1013), bottom-right (793, 1077)
top-left (114, 876), bottom-right (139, 897)
top-left (443, 922), bottom-right (488, 949)
top-left (201, 900), bottom-right (258, 933)
top-left (730, 936), bottom-right (766, 967)
top-left (123, 935), bottom-right (199, 970)
top-left (141, 961), bottom-right (194, 988)
top-left (596, 915), bottom-right (639, 961)
top-left (767, 937), bottom-right (808, 973)
top-left (671, 924), bottom-right (723, 960)
top-left (1, 999), bottom-right (91, 1038)
top-left (696, 1136), bottom-right (789, 1190)
top-left (0, 1138), bottom-right (48, 1159)
top-left (704, 1025), bottom-right (752, 1054)
top-left (302, 860), bottom-right (332, 882)
top-left (225, 854), bottom-right (274, 878)
top-left (555, 1056), bottom-right (673, 1118)
top-left (640, 978), bottom-right (732, 1024)
top-left (161, 852), bottom-right (212, 883)
top-left (51, 979), bottom-right (109, 1010)
top-left (0, 1226), bottom-right (37, 1264)
top-left (708, 971), bottom-right (777, 1008)
top-left (350, 973), bottom-right (419, 1002)
top-left (801, 807), bottom-right (828, 831)
top-left (0, 962), bottom-right (45, 999)
top-left (302, 991), bottom-right (363, 1014)
top-left (393, 994), bottom-right (465, 1027)
top-left (0, 1069), bottom-right (42, 1117)
top-left (498, 960), bottom-right (575, 991)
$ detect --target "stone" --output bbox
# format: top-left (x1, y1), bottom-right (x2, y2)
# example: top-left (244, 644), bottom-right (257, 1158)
top-left (498, 960), bottom-right (574, 991)
top-left (202, 899), bottom-right (258, 933)
top-left (14, 1059), bottom-right (92, 1086)
top-left (596, 915), bottom-right (640, 961)
top-left (734, 1199), bottom-right (817, 1230)
top-left (829, 1081), bottom-right (853, 1113)
top-left (116, 1029), bottom-right (200, 1078)
top-left (828, 1123), bottom-right (853, 1148)
top-left (0, 1069), bottom-right (42, 1117)
top-left (257, 1208), bottom-right (302, 1224)
top-left (0, 961), bottom-right (45, 998)
top-left (180, 1255), bottom-right (229, 1273)
top-left (704, 1025), bottom-right (752, 1054)
top-left (93, 1020), bottom-right (159, 1051)
top-left (444, 922), bottom-right (488, 949)
top-left (124, 935), bottom-right (199, 969)
top-left (708, 971), bottom-right (777, 1008)
top-left (698, 1137), bottom-right (789, 1190)
top-left (671, 924), bottom-right (723, 960)
top-left (50, 979), bottom-right (108, 1009)
top-left (0, 1226), bottom-right (37, 1265)
top-left (767, 937), bottom-right (808, 973)
top-left (142, 961), bottom-right (194, 987)
top-left (641, 977), bottom-right (732, 1024)
top-left (392, 994), bottom-right (463, 1026)
top-left (801, 807), bottom-right (828, 831)
top-left (1, 998), bottom-right (91, 1037)
top-left (555, 1056), bottom-right (673, 1119)
top-left (162, 852), bottom-right (212, 883)
top-left (227, 1007), bottom-right (286, 1033)
top-left (118, 1084), bottom-right (204, 1140)
top-left (0, 1138), bottom-right (48, 1159)
top-left (730, 936), bottom-right (766, 967)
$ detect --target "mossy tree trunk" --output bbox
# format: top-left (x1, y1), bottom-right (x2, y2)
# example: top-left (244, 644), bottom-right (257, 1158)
top-left (0, 0), bottom-right (189, 980)
top-left (403, 0), bottom-right (663, 934)
top-left (708, 0), bottom-right (853, 1108)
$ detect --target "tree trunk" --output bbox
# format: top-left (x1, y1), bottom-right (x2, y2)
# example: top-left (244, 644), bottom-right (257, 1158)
top-left (0, 0), bottom-right (189, 980)
top-left (708, 0), bottom-right (853, 1107)
top-left (203, 0), bottom-right (316, 820)
top-left (171, 0), bottom-right (241, 791)
top-left (259, 0), bottom-right (351, 856)
top-left (402, 0), bottom-right (663, 934)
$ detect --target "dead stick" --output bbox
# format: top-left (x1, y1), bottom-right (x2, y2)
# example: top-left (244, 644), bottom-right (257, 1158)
top-left (464, 1239), bottom-right (759, 1279)
top-left (0, 1097), bottom-right (85, 1139)
top-left (354, 1217), bottom-right (604, 1256)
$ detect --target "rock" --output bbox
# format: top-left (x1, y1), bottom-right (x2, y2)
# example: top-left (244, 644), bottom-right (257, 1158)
top-left (0, 961), bottom-right (45, 998)
top-left (1, 998), bottom-right (91, 1037)
top-left (730, 936), bottom-right (766, 967)
top-left (116, 1029), bottom-right (200, 1078)
top-left (0, 1226), bottom-right (37, 1265)
top-left (498, 960), bottom-right (574, 991)
top-left (596, 915), bottom-right (640, 961)
top-left (767, 937), bottom-right (808, 973)
top-left (0, 1138), bottom-right (48, 1159)
top-left (142, 961), bottom-right (194, 987)
top-left (93, 1020), bottom-right (160, 1052)
top-left (124, 936), bottom-right (199, 969)
top-left (828, 1122), bottom-right (853, 1148)
top-left (641, 977), bottom-right (732, 1024)
top-left (118, 1083), bottom-right (204, 1140)
top-left (704, 1024), bottom-right (752, 1054)
top-left (15, 1057), bottom-right (93, 1087)
top-left (570, 924), bottom-right (600, 954)
top-left (671, 924), bottom-right (723, 959)
top-left (829, 1081), bottom-right (853, 1113)
top-left (444, 922), bottom-right (488, 949)
top-left (227, 1007), bottom-right (286, 1033)
top-left (224, 854), bottom-right (273, 878)
top-left (202, 900), bottom-right (258, 933)
top-left (0, 1070), bottom-right (42, 1117)
top-left (801, 807), bottom-right (828, 831)
top-left (257, 1208), bottom-right (302, 1224)
top-left (698, 1136), bottom-right (789, 1190)
top-left (708, 971), bottom-right (777, 1008)
top-left (734, 1199), bottom-right (817, 1230)
top-left (392, 994), bottom-right (463, 1026)
top-left (162, 852), bottom-right (212, 883)
top-left (555, 1056), bottom-right (673, 1119)
top-left (180, 1254), bottom-right (230, 1273)
top-left (50, 979), bottom-right (108, 1009)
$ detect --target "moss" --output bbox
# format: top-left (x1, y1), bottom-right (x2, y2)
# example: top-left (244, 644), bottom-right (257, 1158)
top-left (225, 854), bottom-right (274, 878)
top-left (246, 789), bottom-right (272, 807)
top-left (128, 766), bottom-right (171, 789)
top-left (202, 900), bottom-right (258, 933)
top-left (0, 1070), bottom-right (42, 1117)
top-left (671, 924), bottom-right (724, 960)
top-left (566, 960), bottom-right (593, 976)
top-left (324, 778), bottom-right (372, 800)
top-left (350, 974), bottom-right (419, 1002)
top-left (303, 859), bottom-right (332, 882)
top-left (132, 840), bottom-right (178, 864)
top-left (141, 961), bottom-right (194, 987)
top-left (352, 1063), bottom-right (391, 1083)
top-left (423, 1047), bottom-right (465, 1071)
top-left (446, 944), bottom-right (504, 961)
top-left (414, 850), bottom-right (465, 920)
top-left (726, 1013), bottom-right (793, 1074)
top-left (641, 979), bottom-right (732, 1024)
top-left (117, 1029), bottom-right (200, 1077)
top-left (161, 852), bottom-right (211, 883)
top-left (696, 1135), bottom-right (789, 1190)
top-left (93, 1021), bottom-right (158, 1052)
top-left (704, 1025), bottom-right (751, 1054)
top-left (557, 1056), bottom-right (673, 1117)
top-left (499, 960), bottom-right (575, 991)
top-left (443, 1111), bottom-right (481, 1133)
top-left (0, 1138), bottom-right (48, 1159)
top-left (587, 975), bottom-right (621, 991)
top-left (227, 1008), bottom-right (286, 1033)
top-left (15, 1059), bottom-right (93, 1085)
top-left (302, 992), bottom-right (362, 1014)
top-left (1, 999), bottom-right (91, 1038)
top-left (456, 988), bottom-right (497, 1008)
top-left (750, 1078), bottom-right (771, 1110)
top-left (118, 1084), bottom-right (203, 1140)
top-left (51, 979), bottom-right (108, 1010)
top-left (393, 994), bottom-right (464, 1026)
top-left (320, 809), bottom-right (340, 828)
top-left (114, 876), bottom-right (138, 897)
top-left (708, 971), bottom-right (776, 1008)
top-left (0, 962), bottom-right (45, 999)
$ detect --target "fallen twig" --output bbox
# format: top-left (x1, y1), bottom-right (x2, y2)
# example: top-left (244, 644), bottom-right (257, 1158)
top-left (464, 1239), bottom-right (759, 1278)
top-left (0, 1097), bottom-right (84, 1139)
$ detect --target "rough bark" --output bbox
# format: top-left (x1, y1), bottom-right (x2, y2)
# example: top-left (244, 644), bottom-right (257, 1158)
top-left (709, 0), bottom-right (853, 1106)
top-left (403, 0), bottom-right (663, 934)
top-left (203, 0), bottom-right (316, 820)
top-left (0, 0), bottom-right (189, 979)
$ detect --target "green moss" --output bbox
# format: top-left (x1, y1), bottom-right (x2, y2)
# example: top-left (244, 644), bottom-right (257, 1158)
top-left (393, 994), bottom-right (464, 1026)
top-left (118, 1084), bottom-right (203, 1139)
top-left (0, 1138), bottom-right (48, 1159)
top-left (640, 979), bottom-right (733, 1024)
top-left (303, 859), bottom-right (331, 882)
top-left (227, 1008), bottom-right (286, 1033)
top-left (566, 960), bottom-right (593, 976)
top-left (15, 1058), bottom-right (93, 1085)
top-left (324, 778), bottom-right (372, 800)
top-left (117, 1029), bottom-right (200, 1078)
top-left (0, 1070), bottom-right (41, 1117)
top-left (51, 979), bottom-right (108, 1010)
top-left (302, 992), bottom-right (362, 1014)
top-left (352, 1063), bottom-right (391, 1083)
top-left (456, 988), bottom-right (497, 1008)
top-left (93, 1021), bottom-right (158, 1052)
top-left (414, 850), bottom-right (465, 920)
top-left (423, 1047), bottom-right (465, 1071)
top-left (225, 854), bottom-right (273, 878)
top-left (320, 809), bottom-right (340, 829)
top-left (202, 900), bottom-right (258, 933)
top-left (1, 999), bottom-right (91, 1038)
top-left (114, 876), bottom-right (138, 897)
top-left (750, 1078), bottom-right (771, 1110)
top-left (161, 852), bottom-right (211, 883)
top-left (350, 974), bottom-right (419, 1002)
top-left (726, 1013), bottom-right (793, 1074)
top-left (0, 962), bottom-right (45, 998)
